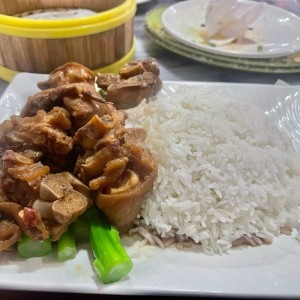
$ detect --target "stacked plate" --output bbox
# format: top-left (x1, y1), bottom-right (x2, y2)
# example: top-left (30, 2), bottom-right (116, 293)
top-left (137, 0), bottom-right (153, 4)
top-left (145, 0), bottom-right (300, 73)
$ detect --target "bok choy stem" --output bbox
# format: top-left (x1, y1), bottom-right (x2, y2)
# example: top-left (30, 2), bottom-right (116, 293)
top-left (18, 234), bottom-right (52, 258)
top-left (85, 206), bottom-right (133, 284)
top-left (57, 228), bottom-right (77, 261)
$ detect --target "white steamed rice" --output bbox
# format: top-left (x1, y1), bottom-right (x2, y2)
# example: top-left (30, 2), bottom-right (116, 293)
top-left (126, 86), bottom-right (300, 255)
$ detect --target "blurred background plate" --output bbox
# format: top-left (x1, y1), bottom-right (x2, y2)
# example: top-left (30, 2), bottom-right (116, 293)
top-left (137, 0), bottom-right (152, 4)
top-left (161, 0), bottom-right (300, 59)
top-left (145, 6), bottom-right (300, 73)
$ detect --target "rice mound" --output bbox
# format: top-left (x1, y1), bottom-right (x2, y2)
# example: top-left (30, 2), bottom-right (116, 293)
top-left (126, 86), bottom-right (300, 255)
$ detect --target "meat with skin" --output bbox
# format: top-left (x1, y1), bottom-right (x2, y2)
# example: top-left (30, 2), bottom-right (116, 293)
top-left (0, 202), bottom-right (49, 241)
top-left (20, 82), bottom-right (104, 118)
top-left (73, 115), bottom-right (125, 183)
top-left (104, 72), bottom-right (162, 110)
top-left (96, 57), bottom-right (162, 110)
top-left (38, 62), bottom-right (95, 90)
top-left (95, 127), bottom-right (158, 232)
top-left (73, 112), bottom-right (158, 232)
top-left (39, 172), bottom-right (92, 201)
top-left (95, 150), bottom-right (158, 233)
top-left (20, 81), bottom-right (125, 132)
top-left (96, 166), bottom-right (157, 233)
top-left (0, 107), bottom-right (73, 157)
top-left (0, 59), bottom-right (159, 249)
top-left (42, 219), bottom-right (73, 242)
top-left (1, 170), bottom-right (91, 241)
top-left (73, 113), bottom-right (123, 152)
top-left (96, 73), bottom-right (121, 90)
top-left (6, 162), bottom-right (50, 186)
top-left (63, 96), bottom-right (125, 130)
top-left (89, 157), bottom-right (128, 190)
top-left (0, 149), bottom-right (92, 243)
top-left (1, 150), bottom-right (50, 206)
top-left (119, 57), bottom-right (160, 79)
top-left (78, 147), bottom-right (117, 184)
top-left (33, 172), bottom-right (91, 238)
top-left (0, 220), bottom-right (22, 251)
top-left (38, 171), bottom-right (93, 225)
top-left (51, 190), bottom-right (89, 224)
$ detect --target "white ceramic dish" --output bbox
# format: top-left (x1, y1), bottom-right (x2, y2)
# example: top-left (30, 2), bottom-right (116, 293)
top-left (162, 0), bottom-right (300, 59)
top-left (0, 73), bottom-right (300, 297)
top-left (137, 0), bottom-right (152, 5)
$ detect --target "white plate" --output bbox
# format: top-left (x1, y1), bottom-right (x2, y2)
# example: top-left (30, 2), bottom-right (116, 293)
top-left (1, 73), bottom-right (300, 297)
top-left (136, 0), bottom-right (152, 4)
top-left (162, 0), bottom-right (300, 59)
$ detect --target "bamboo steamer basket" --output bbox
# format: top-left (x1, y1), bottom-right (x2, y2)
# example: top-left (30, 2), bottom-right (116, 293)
top-left (0, 0), bottom-right (136, 82)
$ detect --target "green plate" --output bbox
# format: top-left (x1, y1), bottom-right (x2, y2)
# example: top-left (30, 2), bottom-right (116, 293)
top-left (145, 6), bottom-right (300, 73)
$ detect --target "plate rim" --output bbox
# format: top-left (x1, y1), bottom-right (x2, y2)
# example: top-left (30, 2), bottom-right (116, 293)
top-left (136, 0), bottom-right (152, 4)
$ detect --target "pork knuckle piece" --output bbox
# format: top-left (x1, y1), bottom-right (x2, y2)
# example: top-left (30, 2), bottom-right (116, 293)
top-left (96, 73), bottom-right (121, 90)
top-left (72, 108), bottom-right (158, 232)
top-left (73, 114), bottom-right (115, 151)
top-left (96, 57), bottom-right (162, 110)
top-left (89, 157), bottom-right (128, 191)
top-left (0, 59), bottom-right (159, 248)
top-left (63, 96), bottom-right (124, 130)
top-left (0, 202), bottom-right (49, 240)
top-left (0, 220), bottom-right (22, 251)
top-left (39, 172), bottom-right (74, 201)
top-left (39, 172), bottom-right (92, 203)
top-left (37, 172), bottom-right (92, 225)
top-left (0, 107), bottom-right (73, 157)
top-left (105, 72), bottom-right (162, 110)
top-left (0, 150), bottom-right (91, 242)
top-left (20, 82), bottom-right (104, 118)
top-left (51, 190), bottom-right (89, 224)
top-left (21, 80), bottom-right (125, 132)
top-left (96, 167), bottom-right (157, 233)
top-left (119, 57), bottom-right (160, 79)
top-left (73, 113), bottom-right (122, 151)
top-left (0, 151), bottom-right (50, 240)
top-left (31, 172), bottom-right (92, 241)
top-left (1, 150), bottom-right (50, 206)
top-left (38, 62), bottom-right (95, 90)
top-left (80, 124), bottom-right (158, 232)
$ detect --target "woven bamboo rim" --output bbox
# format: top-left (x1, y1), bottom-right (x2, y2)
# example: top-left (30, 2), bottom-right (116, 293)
top-left (0, 38), bottom-right (136, 82)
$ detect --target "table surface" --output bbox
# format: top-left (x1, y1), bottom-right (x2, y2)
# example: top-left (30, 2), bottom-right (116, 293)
top-left (0, 1), bottom-right (300, 299)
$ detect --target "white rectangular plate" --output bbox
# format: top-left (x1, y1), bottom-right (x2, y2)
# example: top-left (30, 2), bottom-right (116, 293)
top-left (0, 73), bottom-right (300, 297)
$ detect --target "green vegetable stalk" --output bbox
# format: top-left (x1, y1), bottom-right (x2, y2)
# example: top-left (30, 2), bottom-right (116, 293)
top-left (71, 213), bottom-right (90, 243)
top-left (18, 234), bottom-right (52, 258)
top-left (57, 228), bottom-right (77, 262)
top-left (85, 206), bottom-right (133, 284)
